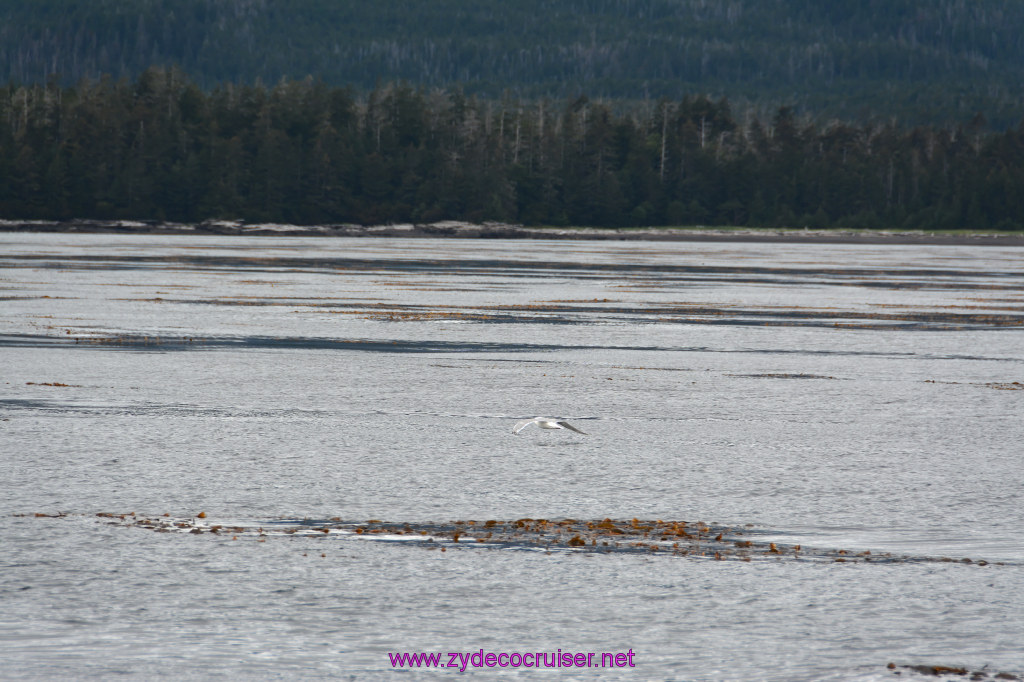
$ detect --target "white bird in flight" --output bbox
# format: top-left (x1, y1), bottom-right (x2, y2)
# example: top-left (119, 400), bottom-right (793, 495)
top-left (512, 418), bottom-right (587, 435)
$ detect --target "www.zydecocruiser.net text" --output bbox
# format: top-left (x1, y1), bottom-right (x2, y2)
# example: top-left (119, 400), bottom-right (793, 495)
top-left (389, 649), bottom-right (637, 671)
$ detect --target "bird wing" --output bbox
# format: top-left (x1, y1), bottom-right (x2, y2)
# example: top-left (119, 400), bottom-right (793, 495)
top-left (512, 419), bottom-right (536, 434)
top-left (557, 421), bottom-right (587, 434)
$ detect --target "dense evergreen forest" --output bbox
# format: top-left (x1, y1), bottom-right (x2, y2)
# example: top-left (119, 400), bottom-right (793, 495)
top-left (2, 0), bottom-right (1024, 128)
top-left (3, 69), bottom-right (1022, 230)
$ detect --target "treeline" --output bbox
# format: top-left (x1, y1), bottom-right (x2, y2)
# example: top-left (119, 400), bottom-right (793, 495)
top-left (2, 0), bottom-right (1024, 127)
top-left (2, 68), bottom-right (1023, 230)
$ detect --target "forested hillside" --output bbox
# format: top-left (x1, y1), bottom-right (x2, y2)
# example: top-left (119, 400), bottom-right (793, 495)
top-left (2, 0), bottom-right (1024, 127)
top-left (3, 70), bottom-right (1022, 230)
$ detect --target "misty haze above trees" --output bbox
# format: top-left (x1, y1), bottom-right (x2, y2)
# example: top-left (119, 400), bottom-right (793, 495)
top-left (2, 0), bottom-right (1024, 128)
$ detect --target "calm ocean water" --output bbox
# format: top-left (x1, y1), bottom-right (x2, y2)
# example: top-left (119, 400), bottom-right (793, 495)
top-left (2, 232), bottom-right (1023, 680)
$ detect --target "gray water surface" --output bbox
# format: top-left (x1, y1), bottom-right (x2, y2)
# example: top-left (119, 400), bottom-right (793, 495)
top-left (2, 233), bottom-right (1023, 680)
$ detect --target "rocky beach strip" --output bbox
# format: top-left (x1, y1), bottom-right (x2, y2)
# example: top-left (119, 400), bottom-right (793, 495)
top-left (3, 218), bottom-right (1024, 246)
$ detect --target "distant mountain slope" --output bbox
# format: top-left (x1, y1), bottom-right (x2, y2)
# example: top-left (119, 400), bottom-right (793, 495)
top-left (2, 0), bottom-right (1023, 126)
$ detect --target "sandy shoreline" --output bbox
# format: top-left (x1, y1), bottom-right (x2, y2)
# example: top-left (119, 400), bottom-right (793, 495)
top-left (2, 218), bottom-right (1023, 246)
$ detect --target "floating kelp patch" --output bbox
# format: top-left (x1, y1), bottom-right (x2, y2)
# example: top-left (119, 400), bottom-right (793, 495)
top-left (985, 381), bottom-right (1024, 390)
top-left (887, 662), bottom-right (1021, 679)
top-left (23, 513), bottom-right (1007, 566)
top-left (924, 379), bottom-right (1024, 390)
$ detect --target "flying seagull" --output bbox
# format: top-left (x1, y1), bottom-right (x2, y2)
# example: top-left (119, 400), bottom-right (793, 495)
top-left (512, 418), bottom-right (587, 435)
